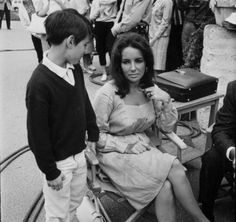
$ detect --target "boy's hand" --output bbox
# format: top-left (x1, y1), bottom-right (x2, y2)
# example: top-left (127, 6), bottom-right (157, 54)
top-left (47, 173), bottom-right (66, 191)
top-left (86, 141), bottom-right (96, 154)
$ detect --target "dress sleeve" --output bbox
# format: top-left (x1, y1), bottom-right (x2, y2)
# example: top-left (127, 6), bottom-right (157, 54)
top-left (154, 100), bottom-right (178, 133)
top-left (93, 83), bottom-right (128, 153)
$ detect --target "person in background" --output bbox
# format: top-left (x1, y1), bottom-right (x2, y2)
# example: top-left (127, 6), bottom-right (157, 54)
top-left (90, 0), bottom-right (117, 81)
top-left (69, 0), bottom-right (96, 74)
top-left (93, 32), bottom-right (210, 222)
top-left (178, 0), bottom-right (214, 121)
top-left (0, 0), bottom-right (11, 29)
top-left (165, 0), bottom-right (187, 71)
top-left (18, 0), bottom-right (43, 63)
top-left (34, 0), bottom-right (67, 52)
top-left (199, 80), bottom-right (236, 222)
top-left (111, 0), bottom-right (152, 38)
top-left (149, 0), bottom-right (173, 74)
top-left (36, 0), bottom-right (67, 16)
top-left (26, 9), bottom-right (99, 222)
top-left (181, 0), bottom-right (214, 69)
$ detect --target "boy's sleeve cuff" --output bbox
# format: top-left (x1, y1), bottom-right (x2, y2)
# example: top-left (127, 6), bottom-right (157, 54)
top-left (87, 132), bottom-right (99, 142)
top-left (45, 168), bottom-right (61, 181)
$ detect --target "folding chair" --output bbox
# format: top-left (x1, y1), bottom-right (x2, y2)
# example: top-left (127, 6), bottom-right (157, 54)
top-left (85, 129), bottom-right (188, 222)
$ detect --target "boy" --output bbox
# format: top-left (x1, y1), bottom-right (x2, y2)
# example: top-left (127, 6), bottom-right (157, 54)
top-left (26, 9), bottom-right (99, 222)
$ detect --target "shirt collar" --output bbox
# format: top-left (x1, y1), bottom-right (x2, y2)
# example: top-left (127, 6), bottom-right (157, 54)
top-left (42, 51), bottom-right (74, 79)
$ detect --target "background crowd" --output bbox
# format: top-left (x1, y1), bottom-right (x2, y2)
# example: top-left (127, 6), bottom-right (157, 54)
top-left (11, 0), bottom-right (216, 80)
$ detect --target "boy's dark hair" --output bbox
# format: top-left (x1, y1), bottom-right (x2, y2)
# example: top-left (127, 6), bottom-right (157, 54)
top-left (45, 9), bottom-right (92, 45)
top-left (110, 33), bottom-right (155, 98)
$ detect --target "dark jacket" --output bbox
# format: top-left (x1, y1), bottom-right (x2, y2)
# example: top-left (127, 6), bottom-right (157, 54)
top-left (212, 80), bottom-right (236, 156)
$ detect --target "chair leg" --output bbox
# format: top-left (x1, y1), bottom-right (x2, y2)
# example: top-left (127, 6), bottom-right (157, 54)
top-left (96, 197), bottom-right (112, 222)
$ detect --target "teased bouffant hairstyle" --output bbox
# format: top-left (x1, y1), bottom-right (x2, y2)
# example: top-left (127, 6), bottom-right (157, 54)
top-left (45, 9), bottom-right (92, 45)
top-left (109, 32), bottom-right (154, 98)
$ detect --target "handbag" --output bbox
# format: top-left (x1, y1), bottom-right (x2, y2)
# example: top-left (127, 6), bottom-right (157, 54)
top-left (27, 13), bottom-right (47, 34)
top-left (117, 0), bottom-right (149, 39)
top-left (154, 68), bottom-right (218, 102)
top-left (130, 20), bottom-right (149, 40)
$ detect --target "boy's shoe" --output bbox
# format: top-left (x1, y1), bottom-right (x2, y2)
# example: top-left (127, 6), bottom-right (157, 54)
top-left (88, 64), bottom-right (96, 71)
top-left (101, 73), bottom-right (108, 81)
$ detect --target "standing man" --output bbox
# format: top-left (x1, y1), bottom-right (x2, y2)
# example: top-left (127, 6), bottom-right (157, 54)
top-left (0, 0), bottom-right (11, 29)
top-left (199, 80), bottom-right (236, 222)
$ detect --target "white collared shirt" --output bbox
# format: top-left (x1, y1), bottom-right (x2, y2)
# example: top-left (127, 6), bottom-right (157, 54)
top-left (42, 51), bottom-right (75, 86)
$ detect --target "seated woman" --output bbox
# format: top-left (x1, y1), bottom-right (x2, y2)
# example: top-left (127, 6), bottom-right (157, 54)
top-left (93, 32), bottom-right (209, 222)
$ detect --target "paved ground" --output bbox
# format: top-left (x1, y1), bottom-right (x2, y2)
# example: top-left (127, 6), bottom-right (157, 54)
top-left (0, 21), bottom-right (234, 222)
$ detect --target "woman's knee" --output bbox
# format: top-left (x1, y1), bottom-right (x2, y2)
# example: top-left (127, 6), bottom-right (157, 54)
top-left (169, 159), bottom-right (186, 178)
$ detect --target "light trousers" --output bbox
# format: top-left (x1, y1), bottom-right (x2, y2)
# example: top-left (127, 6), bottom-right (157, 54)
top-left (43, 151), bottom-right (87, 222)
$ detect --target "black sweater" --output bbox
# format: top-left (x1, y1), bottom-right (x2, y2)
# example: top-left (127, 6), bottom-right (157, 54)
top-left (26, 63), bottom-right (99, 180)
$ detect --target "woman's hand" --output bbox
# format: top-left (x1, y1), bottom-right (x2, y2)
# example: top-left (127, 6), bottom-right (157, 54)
top-left (125, 141), bottom-right (150, 154)
top-left (143, 85), bottom-right (171, 104)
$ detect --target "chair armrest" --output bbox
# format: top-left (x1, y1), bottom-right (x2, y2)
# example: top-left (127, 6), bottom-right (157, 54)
top-left (164, 131), bottom-right (188, 150)
top-left (162, 131), bottom-right (188, 163)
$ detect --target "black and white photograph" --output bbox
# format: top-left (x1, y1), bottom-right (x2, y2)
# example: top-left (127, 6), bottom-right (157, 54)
top-left (0, 0), bottom-right (235, 221)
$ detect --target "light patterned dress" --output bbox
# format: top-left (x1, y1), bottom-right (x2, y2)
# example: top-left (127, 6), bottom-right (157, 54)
top-left (149, 0), bottom-right (173, 70)
top-left (93, 81), bottom-right (178, 210)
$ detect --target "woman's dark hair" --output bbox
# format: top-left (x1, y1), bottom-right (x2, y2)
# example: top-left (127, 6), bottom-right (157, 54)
top-left (45, 9), bottom-right (92, 45)
top-left (109, 32), bottom-right (155, 98)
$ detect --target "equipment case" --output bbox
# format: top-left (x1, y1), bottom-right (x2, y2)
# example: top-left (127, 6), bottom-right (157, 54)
top-left (154, 68), bottom-right (218, 102)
